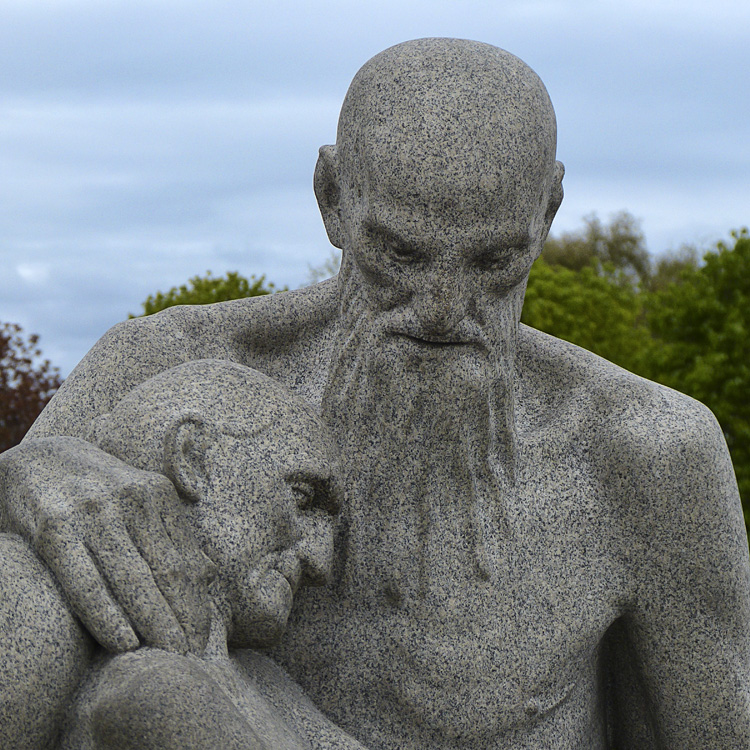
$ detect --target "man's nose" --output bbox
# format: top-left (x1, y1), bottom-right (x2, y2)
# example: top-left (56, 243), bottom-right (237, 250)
top-left (295, 520), bottom-right (334, 587)
top-left (413, 268), bottom-right (469, 337)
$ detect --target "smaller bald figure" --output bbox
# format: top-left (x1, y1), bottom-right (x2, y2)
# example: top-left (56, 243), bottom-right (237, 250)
top-left (2, 38), bottom-right (749, 749)
top-left (2, 361), bottom-right (363, 750)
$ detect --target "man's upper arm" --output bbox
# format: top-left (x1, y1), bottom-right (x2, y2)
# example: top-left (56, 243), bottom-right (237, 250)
top-left (623, 399), bottom-right (750, 747)
top-left (27, 313), bottom-right (194, 440)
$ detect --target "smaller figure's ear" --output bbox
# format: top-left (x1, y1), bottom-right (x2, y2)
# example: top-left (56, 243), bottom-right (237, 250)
top-left (542, 160), bottom-right (565, 238)
top-left (163, 415), bottom-right (212, 504)
top-left (314, 145), bottom-right (345, 249)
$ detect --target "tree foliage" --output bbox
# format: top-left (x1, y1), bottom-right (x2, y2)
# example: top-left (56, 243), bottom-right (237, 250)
top-left (541, 211), bottom-right (652, 287)
top-left (131, 271), bottom-right (284, 318)
top-left (0, 323), bottom-right (62, 452)
top-left (524, 212), bottom-right (655, 374)
top-left (522, 261), bottom-right (653, 375)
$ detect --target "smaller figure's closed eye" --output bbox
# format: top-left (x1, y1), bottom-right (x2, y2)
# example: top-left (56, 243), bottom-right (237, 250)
top-left (289, 481), bottom-right (316, 510)
top-left (286, 470), bottom-right (339, 516)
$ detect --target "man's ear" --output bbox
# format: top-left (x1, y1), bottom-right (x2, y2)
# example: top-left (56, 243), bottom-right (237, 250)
top-left (314, 145), bottom-right (345, 249)
top-left (163, 415), bottom-right (213, 504)
top-left (542, 160), bottom-right (565, 239)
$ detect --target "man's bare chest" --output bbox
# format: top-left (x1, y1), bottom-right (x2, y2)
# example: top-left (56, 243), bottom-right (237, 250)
top-left (281, 452), bottom-right (628, 746)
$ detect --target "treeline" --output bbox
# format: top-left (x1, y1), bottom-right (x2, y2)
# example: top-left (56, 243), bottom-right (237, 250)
top-left (0, 323), bottom-right (62, 452)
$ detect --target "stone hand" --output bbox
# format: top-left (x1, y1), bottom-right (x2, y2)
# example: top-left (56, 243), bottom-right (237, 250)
top-left (0, 436), bottom-right (215, 654)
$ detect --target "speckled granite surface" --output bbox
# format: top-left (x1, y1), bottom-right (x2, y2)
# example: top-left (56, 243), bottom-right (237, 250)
top-left (1, 38), bottom-right (749, 748)
top-left (3, 360), bottom-right (361, 749)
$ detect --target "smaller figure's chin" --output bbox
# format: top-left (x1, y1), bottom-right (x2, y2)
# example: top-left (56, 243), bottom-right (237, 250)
top-left (228, 569), bottom-right (293, 649)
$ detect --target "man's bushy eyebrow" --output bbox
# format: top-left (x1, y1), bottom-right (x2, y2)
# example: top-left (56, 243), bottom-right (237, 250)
top-left (362, 218), bottom-right (409, 246)
top-left (363, 217), bottom-right (531, 254)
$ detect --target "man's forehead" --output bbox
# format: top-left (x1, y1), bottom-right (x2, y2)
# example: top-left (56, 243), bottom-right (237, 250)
top-left (357, 166), bottom-right (543, 251)
top-left (358, 124), bottom-right (548, 192)
top-left (220, 424), bottom-right (339, 514)
top-left (350, 130), bottom-right (550, 237)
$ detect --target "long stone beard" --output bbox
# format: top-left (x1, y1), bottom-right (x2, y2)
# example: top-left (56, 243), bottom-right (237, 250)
top-left (322, 269), bottom-right (523, 607)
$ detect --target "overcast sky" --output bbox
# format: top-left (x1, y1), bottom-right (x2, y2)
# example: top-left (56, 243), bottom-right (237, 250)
top-left (2, 0), bottom-right (748, 375)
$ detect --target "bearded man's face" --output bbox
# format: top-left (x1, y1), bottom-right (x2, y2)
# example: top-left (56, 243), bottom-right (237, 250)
top-left (337, 155), bottom-right (547, 351)
top-left (321, 163), bottom-right (553, 603)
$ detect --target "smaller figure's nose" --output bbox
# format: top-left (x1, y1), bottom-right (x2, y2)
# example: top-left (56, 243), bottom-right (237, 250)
top-left (295, 520), bottom-right (334, 587)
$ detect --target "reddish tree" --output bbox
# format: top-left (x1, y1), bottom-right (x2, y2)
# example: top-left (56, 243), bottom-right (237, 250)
top-left (0, 323), bottom-right (62, 452)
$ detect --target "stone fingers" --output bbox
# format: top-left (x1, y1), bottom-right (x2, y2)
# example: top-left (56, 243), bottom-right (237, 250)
top-left (35, 520), bottom-right (140, 653)
top-left (126, 479), bottom-right (217, 654)
top-left (92, 509), bottom-right (191, 654)
top-left (35, 494), bottom-right (190, 654)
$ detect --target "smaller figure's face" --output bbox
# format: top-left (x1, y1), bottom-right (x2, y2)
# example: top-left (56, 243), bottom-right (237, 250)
top-left (189, 414), bottom-right (339, 648)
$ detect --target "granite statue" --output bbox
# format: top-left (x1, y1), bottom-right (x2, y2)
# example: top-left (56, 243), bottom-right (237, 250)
top-left (1, 37), bottom-right (749, 748)
top-left (2, 359), bottom-right (364, 749)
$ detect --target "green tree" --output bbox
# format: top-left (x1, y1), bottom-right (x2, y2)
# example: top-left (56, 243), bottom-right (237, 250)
top-left (524, 211), bottom-right (655, 373)
top-left (645, 229), bottom-right (750, 523)
top-left (0, 323), bottom-right (62, 452)
top-left (131, 271), bottom-right (284, 317)
top-left (648, 245), bottom-right (701, 292)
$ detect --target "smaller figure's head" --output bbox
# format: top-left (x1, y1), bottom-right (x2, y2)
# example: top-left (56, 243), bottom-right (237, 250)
top-left (86, 360), bottom-right (340, 648)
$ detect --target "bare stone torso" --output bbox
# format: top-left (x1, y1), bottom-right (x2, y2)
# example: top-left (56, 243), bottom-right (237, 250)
top-left (274, 325), bottom-right (637, 749)
top-left (55, 295), bottom-right (647, 749)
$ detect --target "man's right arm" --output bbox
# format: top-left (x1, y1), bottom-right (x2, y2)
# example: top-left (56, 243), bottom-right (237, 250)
top-left (0, 283), bottom-right (338, 653)
top-left (0, 434), bottom-right (214, 653)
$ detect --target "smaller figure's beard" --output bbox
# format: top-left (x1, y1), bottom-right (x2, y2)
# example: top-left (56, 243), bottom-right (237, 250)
top-left (322, 269), bottom-right (523, 605)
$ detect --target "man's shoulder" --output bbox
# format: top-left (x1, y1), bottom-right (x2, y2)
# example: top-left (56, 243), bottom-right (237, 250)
top-left (29, 279), bottom-right (340, 438)
top-left (119, 276), bottom-right (340, 357)
top-left (517, 323), bottom-right (715, 439)
top-left (518, 326), bottom-right (740, 539)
